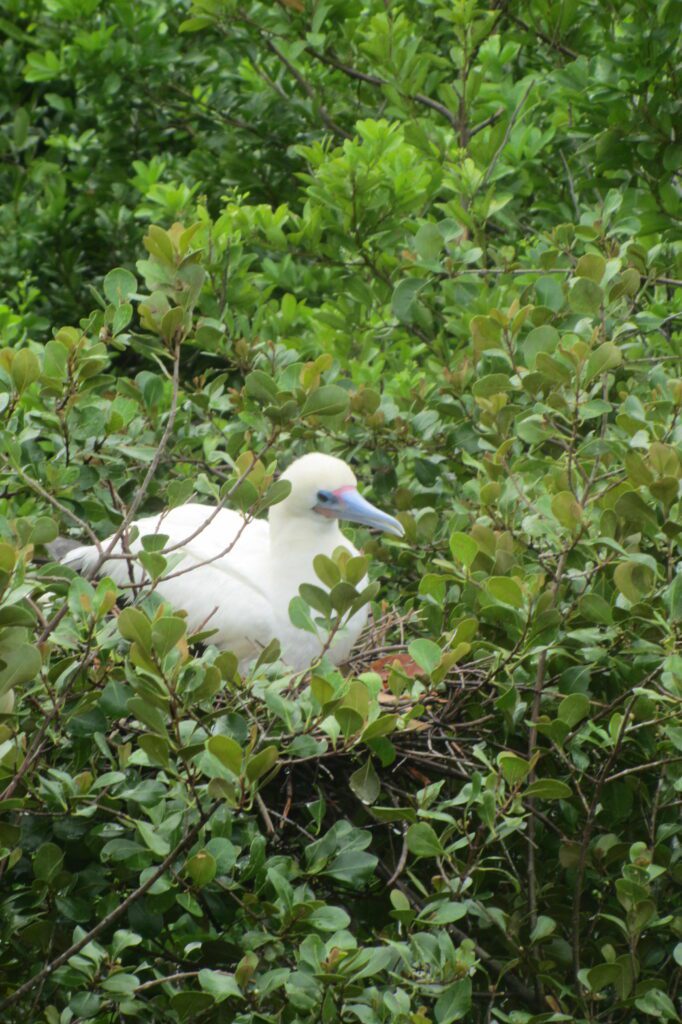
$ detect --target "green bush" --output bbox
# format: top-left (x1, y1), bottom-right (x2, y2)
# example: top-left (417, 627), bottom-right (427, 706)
top-left (1, 1), bottom-right (681, 1022)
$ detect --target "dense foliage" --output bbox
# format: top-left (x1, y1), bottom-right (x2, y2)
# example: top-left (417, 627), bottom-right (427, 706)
top-left (1, 1), bottom-right (681, 1022)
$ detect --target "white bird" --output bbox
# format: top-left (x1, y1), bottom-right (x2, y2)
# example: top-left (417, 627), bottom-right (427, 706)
top-left (64, 453), bottom-right (404, 670)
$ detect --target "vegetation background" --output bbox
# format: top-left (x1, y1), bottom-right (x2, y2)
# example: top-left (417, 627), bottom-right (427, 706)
top-left (1, 0), bottom-right (681, 1021)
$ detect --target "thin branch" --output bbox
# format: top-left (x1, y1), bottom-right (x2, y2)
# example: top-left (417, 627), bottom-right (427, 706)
top-left (304, 47), bottom-right (459, 131)
top-left (0, 804), bottom-right (216, 1014)
top-left (35, 343), bottom-right (183, 644)
top-left (478, 80), bottom-right (535, 194)
top-left (2, 460), bottom-right (102, 550)
top-left (526, 547), bottom-right (568, 979)
top-left (263, 38), bottom-right (353, 140)
top-left (503, 11), bottom-right (578, 59)
top-left (136, 972), bottom-right (200, 994)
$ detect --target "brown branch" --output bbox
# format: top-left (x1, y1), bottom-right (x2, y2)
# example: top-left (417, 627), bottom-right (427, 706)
top-left (35, 342), bottom-right (183, 644)
top-left (478, 79), bottom-right (535, 194)
top-left (470, 106), bottom-right (505, 136)
top-left (503, 11), bottom-right (578, 59)
top-left (0, 648), bottom-right (98, 802)
top-left (0, 805), bottom-right (216, 1014)
top-left (304, 47), bottom-right (459, 131)
top-left (136, 971), bottom-right (200, 994)
top-left (571, 697), bottom-right (638, 988)
top-left (604, 755), bottom-right (682, 784)
top-left (525, 545), bottom-right (568, 1000)
top-left (379, 868), bottom-right (541, 1009)
top-left (2, 459), bottom-right (102, 550)
top-left (263, 39), bottom-right (353, 140)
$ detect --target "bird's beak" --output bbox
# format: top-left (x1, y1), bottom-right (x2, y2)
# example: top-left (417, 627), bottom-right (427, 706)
top-left (333, 487), bottom-right (405, 538)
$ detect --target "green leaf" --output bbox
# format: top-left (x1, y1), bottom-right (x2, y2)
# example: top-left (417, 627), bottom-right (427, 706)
top-left (558, 693), bottom-right (590, 727)
top-left (422, 901), bottom-right (468, 924)
top-left (43, 340), bottom-right (68, 379)
top-left (435, 978), bottom-right (472, 1023)
top-left (288, 596), bottom-right (318, 634)
top-left (551, 491), bottom-right (582, 530)
top-left (585, 341), bottom-right (622, 381)
top-left (349, 758), bottom-right (381, 804)
top-left (245, 370), bottom-right (278, 402)
top-left (179, 15), bottom-right (216, 32)
top-left (101, 972), bottom-right (140, 995)
top-left (569, 277), bottom-right (603, 315)
top-left (160, 306), bottom-right (186, 344)
top-left (406, 822), bottom-right (444, 857)
top-left (498, 752), bottom-right (530, 785)
top-left (408, 638), bottom-right (442, 674)
top-left (0, 644), bottom-right (41, 695)
top-left (579, 593), bottom-right (613, 624)
top-left (185, 850), bottom-right (217, 886)
top-left (138, 734), bottom-right (170, 767)
top-left (413, 222), bottom-right (443, 261)
top-left (137, 821), bottom-right (170, 857)
top-left (118, 608), bottom-right (152, 652)
top-left (525, 779), bottom-right (572, 800)
top-left (587, 962), bottom-right (622, 993)
top-left (207, 735), bottom-right (242, 776)
top-left (302, 385), bottom-right (349, 418)
top-left (668, 576), bottom-right (682, 622)
top-left (33, 842), bottom-right (64, 883)
top-left (308, 905), bottom-right (351, 931)
top-left (11, 349), bottom-right (41, 392)
top-left (313, 554), bottom-right (341, 588)
top-left (471, 315), bottom-right (502, 355)
top-left (449, 531), bottom-right (479, 567)
top-left (523, 325), bottom-right (559, 368)
top-left (472, 373), bottom-right (512, 397)
top-left (485, 577), bottom-right (523, 608)
top-left (152, 616), bottom-right (187, 656)
top-left (575, 253), bottom-right (606, 282)
top-left (634, 989), bottom-right (679, 1020)
top-left (392, 278), bottom-right (425, 322)
top-left (361, 714), bottom-right (399, 742)
top-left (614, 490), bottom-right (658, 527)
top-left (103, 268), bottom-right (137, 305)
top-left (530, 915), bottom-right (556, 943)
top-left (198, 970), bottom-right (243, 1003)
top-left (245, 745), bottom-right (279, 783)
top-left (614, 560), bottom-right (655, 603)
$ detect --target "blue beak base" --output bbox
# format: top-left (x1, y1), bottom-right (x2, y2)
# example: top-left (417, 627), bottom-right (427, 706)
top-left (334, 488), bottom-right (405, 538)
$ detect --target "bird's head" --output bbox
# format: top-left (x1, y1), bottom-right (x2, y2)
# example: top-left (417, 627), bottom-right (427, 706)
top-left (275, 453), bottom-right (404, 537)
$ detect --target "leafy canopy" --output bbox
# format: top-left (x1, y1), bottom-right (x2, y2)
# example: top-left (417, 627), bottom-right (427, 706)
top-left (0, 1), bottom-right (681, 1022)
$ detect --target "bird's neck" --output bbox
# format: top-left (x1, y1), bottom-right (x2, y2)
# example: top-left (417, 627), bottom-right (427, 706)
top-left (270, 515), bottom-right (343, 554)
top-left (268, 516), bottom-right (348, 589)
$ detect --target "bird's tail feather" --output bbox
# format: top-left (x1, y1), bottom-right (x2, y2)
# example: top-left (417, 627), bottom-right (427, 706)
top-left (59, 542), bottom-right (98, 573)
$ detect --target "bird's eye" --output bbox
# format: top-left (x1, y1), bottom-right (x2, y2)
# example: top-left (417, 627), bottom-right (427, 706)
top-left (316, 490), bottom-right (334, 504)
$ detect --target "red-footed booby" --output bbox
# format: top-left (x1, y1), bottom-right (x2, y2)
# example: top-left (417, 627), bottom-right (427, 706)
top-left (64, 453), bottom-right (404, 670)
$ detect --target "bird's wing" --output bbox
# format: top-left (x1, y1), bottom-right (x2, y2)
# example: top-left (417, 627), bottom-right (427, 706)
top-left (64, 505), bottom-right (276, 660)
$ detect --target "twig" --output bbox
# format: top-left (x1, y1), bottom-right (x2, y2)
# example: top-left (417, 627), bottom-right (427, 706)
top-left (255, 793), bottom-right (276, 836)
top-left (0, 804), bottom-right (216, 1013)
top-left (478, 80), bottom-right (535, 194)
top-left (2, 460), bottom-right (102, 550)
top-left (571, 697), bottom-right (638, 988)
top-left (136, 972), bottom-right (200, 993)
top-left (503, 11), bottom-right (578, 59)
top-left (304, 47), bottom-right (459, 131)
top-left (526, 546), bottom-right (568, 993)
top-left (386, 828), bottom-right (409, 886)
top-left (35, 342), bottom-right (183, 644)
top-left (263, 39), bottom-right (353, 140)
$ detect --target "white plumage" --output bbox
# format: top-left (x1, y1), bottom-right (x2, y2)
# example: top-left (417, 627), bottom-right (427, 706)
top-left (64, 453), bottom-right (404, 670)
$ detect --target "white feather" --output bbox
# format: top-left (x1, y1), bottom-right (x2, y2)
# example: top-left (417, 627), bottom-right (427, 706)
top-left (62, 453), bottom-right (402, 671)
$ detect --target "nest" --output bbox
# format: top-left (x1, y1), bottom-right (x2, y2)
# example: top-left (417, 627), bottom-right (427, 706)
top-left (345, 609), bottom-right (494, 781)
